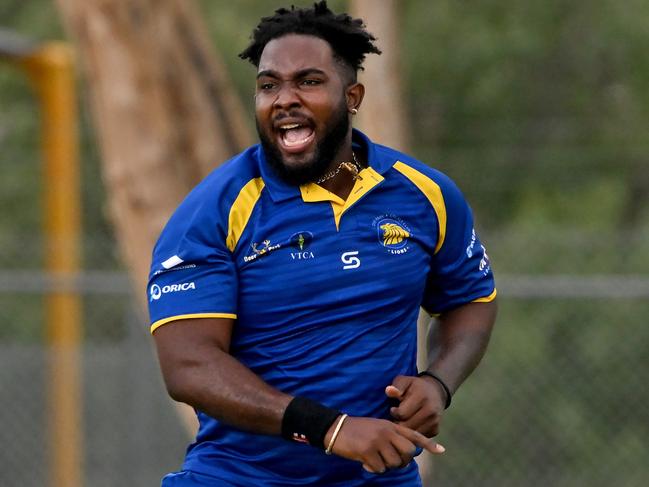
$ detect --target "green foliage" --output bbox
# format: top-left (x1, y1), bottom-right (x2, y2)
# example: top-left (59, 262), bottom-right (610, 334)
top-left (3, 0), bottom-right (648, 274)
top-left (0, 1), bottom-right (647, 484)
top-left (438, 299), bottom-right (649, 486)
top-left (0, 68), bottom-right (44, 269)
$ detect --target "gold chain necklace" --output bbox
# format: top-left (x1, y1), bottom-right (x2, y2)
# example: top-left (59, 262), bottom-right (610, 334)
top-left (316, 152), bottom-right (362, 184)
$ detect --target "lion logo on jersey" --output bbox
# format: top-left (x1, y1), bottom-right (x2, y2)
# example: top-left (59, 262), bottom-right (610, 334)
top-left (380, 223), bottom-right (410, 246)
top-left (374, 215), bottom-right (412, 254)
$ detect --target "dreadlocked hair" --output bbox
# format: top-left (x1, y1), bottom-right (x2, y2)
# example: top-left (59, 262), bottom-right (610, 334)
top-left (239, 1), bottom-right (381, 82)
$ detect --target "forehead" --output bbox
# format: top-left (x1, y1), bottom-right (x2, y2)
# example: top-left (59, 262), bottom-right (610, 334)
top-left (258, 34), bottom-right (338, 76)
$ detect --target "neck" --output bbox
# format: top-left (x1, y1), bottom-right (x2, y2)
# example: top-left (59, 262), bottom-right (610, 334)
top-left (318, 145), bottom-right (361, 200)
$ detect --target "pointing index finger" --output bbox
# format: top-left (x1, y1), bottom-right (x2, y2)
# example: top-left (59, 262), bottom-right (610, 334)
top-left (396, 424), bottom-right (445, 455)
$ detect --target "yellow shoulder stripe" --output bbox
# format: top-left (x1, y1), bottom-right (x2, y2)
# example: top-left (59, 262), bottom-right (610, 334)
top-left (393, 161), bottom-right (447, 253)
top-left (226, 177), bottom-right (265, 252)
top-left (150, 313), bottom-right (237, 334)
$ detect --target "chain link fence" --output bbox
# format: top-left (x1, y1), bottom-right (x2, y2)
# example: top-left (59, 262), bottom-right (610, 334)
top-left (1, 266), bottom-right (647, 486)
top-left (0, 278), bottom-right (188, 487)
top-left (2, 3), bottom-right (648, 481)
top-left (425, 289), bottom-right (649, 487)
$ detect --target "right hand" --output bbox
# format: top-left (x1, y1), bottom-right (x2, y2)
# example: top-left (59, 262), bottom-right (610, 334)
top-left (325, 416), bottom-right (445, 474)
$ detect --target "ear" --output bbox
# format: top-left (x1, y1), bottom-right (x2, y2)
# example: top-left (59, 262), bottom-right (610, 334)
top-left (346, 82), bottom-right (365, 114)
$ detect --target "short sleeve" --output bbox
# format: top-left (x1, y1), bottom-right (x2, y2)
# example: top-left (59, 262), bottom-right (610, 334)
top-left (147, 189), bottom-right (237, 334)
top-left (421, 179), bottom-right (496, 314)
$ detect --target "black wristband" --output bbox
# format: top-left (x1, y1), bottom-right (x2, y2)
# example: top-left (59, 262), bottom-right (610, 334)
top-left (281, 396), bottom-right (341, 449)
top-left (418, 371), bottom-right (452, 409)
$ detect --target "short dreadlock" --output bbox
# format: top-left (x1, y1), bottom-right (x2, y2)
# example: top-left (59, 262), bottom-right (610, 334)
top-left (239, 1), bottom-right (381, 84)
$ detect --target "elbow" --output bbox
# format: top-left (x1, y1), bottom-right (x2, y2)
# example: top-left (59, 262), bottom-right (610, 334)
top-left (161, 367), bottom-right (199, 404)
top-left (165, 380), bottom-right (188, 403)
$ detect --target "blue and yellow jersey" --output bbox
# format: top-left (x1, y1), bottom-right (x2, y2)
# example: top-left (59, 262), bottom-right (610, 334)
top-left (148, 130), bottom-right (495, 486)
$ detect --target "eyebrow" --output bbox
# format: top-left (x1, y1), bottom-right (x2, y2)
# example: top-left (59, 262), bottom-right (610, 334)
top-left (256, 68), bottom-right (327, 80)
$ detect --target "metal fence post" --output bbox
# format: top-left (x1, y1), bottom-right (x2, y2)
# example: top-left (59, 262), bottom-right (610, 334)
top-left (17, 41), bottom-right (83, 487)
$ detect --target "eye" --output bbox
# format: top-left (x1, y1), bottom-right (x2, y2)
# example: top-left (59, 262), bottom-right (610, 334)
top-left (301, 79), bottom-right (322, 86)
top-left (257, 79), bottom-right (278, 92)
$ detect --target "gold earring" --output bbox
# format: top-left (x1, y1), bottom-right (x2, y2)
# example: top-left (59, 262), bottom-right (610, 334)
top-left (351, 108), bottom-right (358, 115)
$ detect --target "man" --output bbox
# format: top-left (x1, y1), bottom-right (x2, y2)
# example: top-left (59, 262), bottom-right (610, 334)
top-left (148, 2), bottom-right (497, 486)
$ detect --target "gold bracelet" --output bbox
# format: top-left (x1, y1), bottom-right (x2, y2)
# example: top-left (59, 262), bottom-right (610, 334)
top-left (325, 414), bottom-right (348, 455)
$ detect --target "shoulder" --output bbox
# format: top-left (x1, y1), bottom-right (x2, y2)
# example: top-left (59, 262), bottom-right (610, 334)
top-left (155, 146), bottom-right (265, 247)
top-left (374, 144), bottom-right (466, 209)
top-left (374, 145), bottom-right (473, 254)
top-left (186, 145), bottom-right (264, 210)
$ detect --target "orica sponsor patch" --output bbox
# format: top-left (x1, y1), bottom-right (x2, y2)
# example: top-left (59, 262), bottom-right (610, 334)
top-left (149, 282), bottom-right (196, 301)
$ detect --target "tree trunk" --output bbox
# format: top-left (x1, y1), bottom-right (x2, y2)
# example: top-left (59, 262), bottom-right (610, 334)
top-left (349, 0), bottom-right (410, 152)
top-left (54, 0), bottom-right (253, 434)
top-left (54, 0), bottom-right (252, 301)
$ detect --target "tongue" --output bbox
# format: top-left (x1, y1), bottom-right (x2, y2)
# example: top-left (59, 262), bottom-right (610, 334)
top-left (283, 127), bottom-right (312, 145)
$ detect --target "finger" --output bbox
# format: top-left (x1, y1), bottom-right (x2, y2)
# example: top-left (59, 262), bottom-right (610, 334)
top-left (385, 385), bottom-right (403, 399)
top-left (391, 394), bottom-right (423, 421)
top-left (390, 432), bottom-right (418, 467)
top-left (396, 424), bottom-right (445, 455)
top-left (361, 451), bottom-right (386, 474)
top-left (378, 444), bottom-right (405, 470)
top-left (398, 408), bottom-right (440, 437)
top-left (391, 375), bottom-right (413, 394)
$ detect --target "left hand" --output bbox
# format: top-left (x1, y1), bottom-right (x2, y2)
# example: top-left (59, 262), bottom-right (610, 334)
top-left (385, 375), bottom-right (446, 437)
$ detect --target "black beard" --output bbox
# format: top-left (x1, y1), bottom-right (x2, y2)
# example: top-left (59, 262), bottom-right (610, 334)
top-left (257, 100), bottom-right (350, 186)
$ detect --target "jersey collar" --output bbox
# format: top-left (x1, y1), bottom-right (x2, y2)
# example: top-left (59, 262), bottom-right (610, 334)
top-left (257, 129), bottom-right (396, 203)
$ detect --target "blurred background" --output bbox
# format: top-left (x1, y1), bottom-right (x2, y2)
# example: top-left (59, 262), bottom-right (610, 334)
top-left (1, 0), bottom-right (647, 486)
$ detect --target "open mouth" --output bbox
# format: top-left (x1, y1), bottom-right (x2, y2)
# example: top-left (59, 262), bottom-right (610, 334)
top-left (277, 123), bottom-right (315, 154)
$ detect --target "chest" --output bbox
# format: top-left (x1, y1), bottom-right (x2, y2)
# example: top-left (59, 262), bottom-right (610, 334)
top-left (233, 188), bottom-right (437, 310)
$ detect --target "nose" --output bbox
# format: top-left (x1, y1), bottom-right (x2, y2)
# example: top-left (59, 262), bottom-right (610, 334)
top-left (273, 83), bottom-right (301, 110)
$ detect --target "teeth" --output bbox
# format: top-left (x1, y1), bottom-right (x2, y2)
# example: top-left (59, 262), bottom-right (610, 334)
top-left (283, 135), bottom-right (312, 147)
top-left (280, 123), bottom-right (301, 130)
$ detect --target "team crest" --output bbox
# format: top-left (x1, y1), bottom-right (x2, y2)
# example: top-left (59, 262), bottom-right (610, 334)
top-left (373, 215), bottom-right (412, 255)
top-left (381, 223), bottom-right (410, 246)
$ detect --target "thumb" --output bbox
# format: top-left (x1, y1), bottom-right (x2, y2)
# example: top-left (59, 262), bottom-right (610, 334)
top-left (385, 385), bottom-right (403, 399)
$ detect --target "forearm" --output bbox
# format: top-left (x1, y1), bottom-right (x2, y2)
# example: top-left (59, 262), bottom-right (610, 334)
top-left (154, 319), bottom-right (292, 437)
top-left (425, 300), bottom-right (498, 394)
top-left (154, 320), bottom-right (447, 470)
top-left (164, 348), bottom-right (292, 436)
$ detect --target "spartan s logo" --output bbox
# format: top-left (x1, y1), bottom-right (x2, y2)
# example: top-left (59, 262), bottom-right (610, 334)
top-left (380, 223), bottom-right (410, 246)
top-left (341, 251), bottom-right (361, 270)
